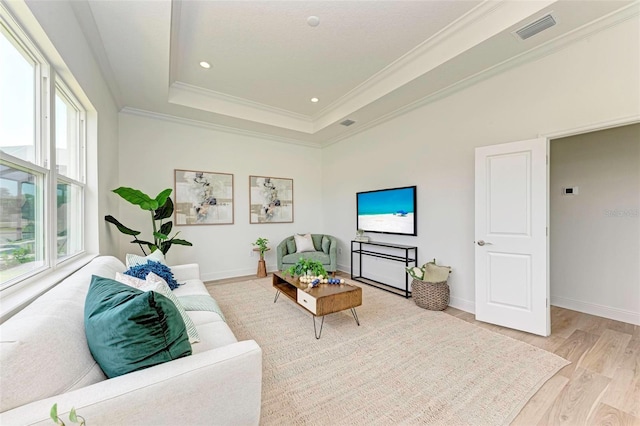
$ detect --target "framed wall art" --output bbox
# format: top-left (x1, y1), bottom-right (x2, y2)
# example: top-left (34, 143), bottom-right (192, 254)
top-left (174, 169), bottom-right (234, 225)
top-left (249, 175), bottom-right (293, 224)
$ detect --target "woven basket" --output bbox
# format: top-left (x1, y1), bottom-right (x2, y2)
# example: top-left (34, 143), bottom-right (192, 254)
top-left (411, 279), bottom-right (449, 311)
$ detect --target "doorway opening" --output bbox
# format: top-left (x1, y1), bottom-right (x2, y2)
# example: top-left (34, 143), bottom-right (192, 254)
top-left (549, 123), bottom-right (639, 326)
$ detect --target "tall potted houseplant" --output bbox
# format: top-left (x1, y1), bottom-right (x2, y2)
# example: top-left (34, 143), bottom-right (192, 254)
top-left (105, 187), bottom-right (192, 255)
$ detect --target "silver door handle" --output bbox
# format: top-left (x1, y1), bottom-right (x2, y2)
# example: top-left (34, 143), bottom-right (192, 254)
top-left (477, 240), bottom-right (492, 246)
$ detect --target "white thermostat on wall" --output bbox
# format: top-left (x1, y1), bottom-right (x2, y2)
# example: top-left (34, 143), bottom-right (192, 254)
top-left (562, 186), bottom-right (579, 195)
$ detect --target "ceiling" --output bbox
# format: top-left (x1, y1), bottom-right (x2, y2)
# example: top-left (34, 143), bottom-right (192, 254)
top-left (70, 0), bottom-right (636, 146)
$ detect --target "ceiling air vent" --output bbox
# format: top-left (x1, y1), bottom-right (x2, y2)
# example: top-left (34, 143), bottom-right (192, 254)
top-left (515, 14), bottom-right (557, 40)
top-left (340, 119), bottom-right (356, 127)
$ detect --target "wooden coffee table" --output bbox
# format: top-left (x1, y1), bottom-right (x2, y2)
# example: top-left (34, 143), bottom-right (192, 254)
top-left (272, 271), bottom-right (362, 339)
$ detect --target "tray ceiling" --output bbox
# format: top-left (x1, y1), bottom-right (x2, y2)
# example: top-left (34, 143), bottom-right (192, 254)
top-left (71, 0), bottom-right (636, 146)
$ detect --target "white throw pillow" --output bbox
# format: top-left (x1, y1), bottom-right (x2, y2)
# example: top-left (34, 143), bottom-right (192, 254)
top-left (114, 271), bottom-right (147, 288)
top-left (114, 272), bottom-right (200, 344)
top-left (125, 250), bottom-right (165, 268)
top-left (294, 233), bottom-right (315, 253)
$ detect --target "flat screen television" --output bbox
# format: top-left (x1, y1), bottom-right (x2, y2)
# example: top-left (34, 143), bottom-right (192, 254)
top-left (356, 186), bottom-right (417, 236)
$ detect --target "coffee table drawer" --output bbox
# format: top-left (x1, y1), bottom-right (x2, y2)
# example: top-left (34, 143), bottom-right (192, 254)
top-left (296, 289), bottom-right (317, 314)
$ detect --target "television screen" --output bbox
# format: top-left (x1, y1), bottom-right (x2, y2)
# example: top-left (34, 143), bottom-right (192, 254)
top-left (356, 186), bottom-right (417, 236)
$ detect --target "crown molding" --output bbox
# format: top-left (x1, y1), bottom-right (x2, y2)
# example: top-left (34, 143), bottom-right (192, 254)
top-left (312, 0), bottom-right (556, 132)
top-left (542, 115), bottom-right (640, 140)
top-left (168, 0), bottom-right (314, 133)
top-left (312, 0), bottom-right (502, 117)
top-left (169, 0), bottom-right (313, 132)
top-left (125, 1), bottom-right (638, 149)
top-left (168, 81), bottom-right (314, 133)
top-left (120, 107), bottom-right (321, 148)
top-left (170, 81), bottom-right (310, 121)
top-left (166, 0), bottom-right (556, 135)
top-left (126, 0), bottom-right (638, 151)
top-left (68, 0), bottom-right (124, 110)
top-left (322, 2), bottom-right (640, 147)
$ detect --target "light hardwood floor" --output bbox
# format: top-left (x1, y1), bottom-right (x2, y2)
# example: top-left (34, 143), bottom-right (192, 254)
top-left (444, 305), bottom-right (640, 425)
top-left (207, 273), bottom-right (640, 425)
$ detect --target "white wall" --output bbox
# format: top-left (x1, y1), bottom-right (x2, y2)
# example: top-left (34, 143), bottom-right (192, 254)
top-left (20, 0), bottom-right (121, 256)
top-left (118, 114), bottom-right (323, 281)
top-left (39, 0), bottom-right (635, 321)
top-left (550, 124), bottom-right (639, 324)
top-left (322, 16), bottom-right (640, 314)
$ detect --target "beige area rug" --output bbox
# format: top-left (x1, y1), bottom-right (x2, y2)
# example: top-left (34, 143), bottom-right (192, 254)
top-left (208, 277), bottom-right (569, 425)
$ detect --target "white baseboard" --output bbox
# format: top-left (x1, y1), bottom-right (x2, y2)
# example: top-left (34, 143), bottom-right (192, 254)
top-left (340, 262), bottom-right (477, 315)
top-left (201, 267), bottom-right (267, 282)
top-left (212, 266), bottom-right (640, 326)
top-left (551, 295), bottom-right (640, 325)
top-left (449, 296), bottom-right (475, 314)
top-left (442, 296), bottom-right (639, 325)
top-left (336, 263), bottom-right (351, 276)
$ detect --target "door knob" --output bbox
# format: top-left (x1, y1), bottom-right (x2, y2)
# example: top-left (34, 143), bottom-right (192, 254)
top-left (477, 240), bottom-right (492, 246)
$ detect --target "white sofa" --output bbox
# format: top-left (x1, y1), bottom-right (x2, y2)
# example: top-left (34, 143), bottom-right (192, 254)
top-left (0, 256), bottom-right (262, 425)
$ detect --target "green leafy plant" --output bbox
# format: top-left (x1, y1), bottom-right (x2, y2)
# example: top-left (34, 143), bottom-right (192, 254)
top-left (252, 237), bottom-right (269, 259)
top-left (12, 247), bottom-right (31, 264)
top-left (50, 403), bottom-right (85, 426)
top-left (286, 257), bottom-right (327, 277)
top-left (105, 187), bottom-right (192, 255)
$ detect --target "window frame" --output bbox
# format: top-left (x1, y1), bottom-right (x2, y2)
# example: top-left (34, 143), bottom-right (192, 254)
top-left (0, 6), bottom-right (87, 291)
top-left (54, 80), bottom-right (86, 264)
top-left (54, 79), bottom-right (86, 182)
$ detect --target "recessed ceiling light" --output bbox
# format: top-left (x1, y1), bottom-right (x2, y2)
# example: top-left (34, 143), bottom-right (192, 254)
top-left (307, 16), bottom-right (320, 27)
top-left (311, 97), bottom-right (319, 103)
top-left (199, 61), bottom-right (211, 69)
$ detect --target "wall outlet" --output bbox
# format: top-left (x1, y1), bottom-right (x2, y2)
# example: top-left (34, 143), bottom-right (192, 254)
top-left (338, 247), bottom-right (343, 255)
top-left (250, 250), bottom-right (255, 257)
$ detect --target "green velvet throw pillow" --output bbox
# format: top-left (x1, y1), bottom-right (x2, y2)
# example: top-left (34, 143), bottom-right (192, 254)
top-left (321, 236), bottom-right (331, 254)
top-left (311, 234), bottom-right (323, 251)
top-left (84, 275), bottom-right (192, 378)
top-left (286, 239), bottom-right (297, 255)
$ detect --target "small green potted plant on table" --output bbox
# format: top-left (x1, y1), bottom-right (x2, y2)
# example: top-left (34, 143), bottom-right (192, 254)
top-left (285, 257), bottom-right (327, 278)
top-left (252, 237), bottom-right (269, 277)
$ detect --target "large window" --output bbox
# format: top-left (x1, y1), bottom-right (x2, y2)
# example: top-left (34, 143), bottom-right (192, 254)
top-left (0, 16), bottom-right (86, 289)
top-left (0, 26), bottom-right (34, 163)
top-left (0, 164), bottom-right (45, 282)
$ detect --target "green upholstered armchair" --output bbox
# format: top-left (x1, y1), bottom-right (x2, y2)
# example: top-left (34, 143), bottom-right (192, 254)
top-left (276, 234), bottom-right (338, 273)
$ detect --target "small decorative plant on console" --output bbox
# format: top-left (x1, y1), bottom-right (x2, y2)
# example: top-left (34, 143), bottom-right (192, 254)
top-left (252, 237), bottom-right (269, 260)
top-left (354, 228), bottom-right (369, 242)
top-left (105, 187), bottom-right (193, 255)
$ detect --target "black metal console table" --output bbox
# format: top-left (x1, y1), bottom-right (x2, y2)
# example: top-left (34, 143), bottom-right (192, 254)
top-left (350, 240), bottom-right (418, 298)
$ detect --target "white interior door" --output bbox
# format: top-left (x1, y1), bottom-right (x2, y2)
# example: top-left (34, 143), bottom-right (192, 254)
top-left (475, 138), bottom-right (549, 336)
